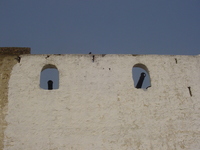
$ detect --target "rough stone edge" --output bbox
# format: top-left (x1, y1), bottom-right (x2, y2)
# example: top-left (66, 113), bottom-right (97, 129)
top-left (0, 47), bottom-right (31, 55)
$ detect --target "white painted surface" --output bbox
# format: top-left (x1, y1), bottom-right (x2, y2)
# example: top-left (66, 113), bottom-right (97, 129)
top-left (4, 54), bottom-right (200, 149)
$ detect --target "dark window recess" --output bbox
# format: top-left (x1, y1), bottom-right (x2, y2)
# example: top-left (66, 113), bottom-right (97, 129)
top-left (40, 65), bottom-right (59, 90)
top-left (48, 80), bottom-right (53, 90)
top-left (132, 64), bottom-right (151, 89)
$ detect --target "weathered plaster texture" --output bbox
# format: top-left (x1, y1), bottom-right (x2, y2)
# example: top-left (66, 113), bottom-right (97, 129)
top-left (0, 47), bottom-right (30, 150)
top-left (3, 54), bottom-right (200, 149)
top-left (0, 56), bottom-right (18, 150)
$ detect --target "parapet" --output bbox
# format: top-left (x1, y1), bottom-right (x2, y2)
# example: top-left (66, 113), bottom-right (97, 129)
top-left (0, 47), bottom-right (30, 55)
top-left (0, 48), bottom-right (200, 149)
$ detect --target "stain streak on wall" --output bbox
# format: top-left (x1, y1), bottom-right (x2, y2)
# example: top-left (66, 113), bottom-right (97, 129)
top-left (0, 47), bottom-right (30, 150)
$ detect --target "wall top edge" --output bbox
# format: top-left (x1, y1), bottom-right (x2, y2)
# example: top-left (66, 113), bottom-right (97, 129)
top-left (19, 54), bottom-right (199, 57)
top-left (0, 47), bottom-right (199, 56)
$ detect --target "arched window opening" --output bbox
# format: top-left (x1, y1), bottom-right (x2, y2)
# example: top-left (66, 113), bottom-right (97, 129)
top-left (40, 64), bottom-right (59, 90)
top-left (132, 64), bottom-right (151, 89)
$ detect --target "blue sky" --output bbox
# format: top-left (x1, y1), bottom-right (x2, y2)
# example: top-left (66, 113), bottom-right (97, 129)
top-left (0, 0), bottom-right (200, 55)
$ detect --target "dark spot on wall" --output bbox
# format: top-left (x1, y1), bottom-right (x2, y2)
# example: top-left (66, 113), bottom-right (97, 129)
top-left (92, 55), bottom-right (95, 62)
top-left (109, 68), bottom-right (111, 70)
top-left (15, 56), bottom-right (21, 63)
top-left (132, 54), bottom-right (138, 56)
top-left (188, 86), bottom-right (192, 97)
top-left (45, 55), bottom-right (50, 59)
top-left (175, 58), bottom-right (177, 64)
top-left (102, 54), bottom-right (106, 57)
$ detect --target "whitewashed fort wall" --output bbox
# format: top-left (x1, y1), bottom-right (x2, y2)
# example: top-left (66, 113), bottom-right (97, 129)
top-left (0, 48), bottom-right (200, 149)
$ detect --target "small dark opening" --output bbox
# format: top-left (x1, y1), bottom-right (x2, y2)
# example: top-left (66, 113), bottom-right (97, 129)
top-left (48, 80), bottom-right (53, 90)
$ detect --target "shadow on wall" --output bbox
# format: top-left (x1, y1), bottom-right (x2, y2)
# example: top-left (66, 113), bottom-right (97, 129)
top-left (132, 64), bottom-right (151, 89)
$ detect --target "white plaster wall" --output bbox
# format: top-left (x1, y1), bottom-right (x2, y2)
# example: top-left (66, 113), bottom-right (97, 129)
top-left (4, 54), bottom-right (200, 149)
